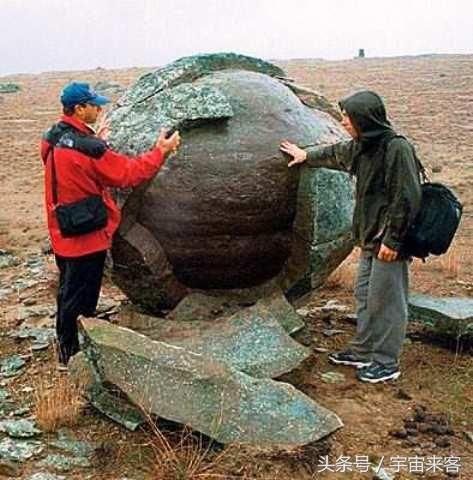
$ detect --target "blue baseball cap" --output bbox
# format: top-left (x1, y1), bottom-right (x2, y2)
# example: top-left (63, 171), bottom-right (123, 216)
top-left (60, 82), bottom-right (110, 108)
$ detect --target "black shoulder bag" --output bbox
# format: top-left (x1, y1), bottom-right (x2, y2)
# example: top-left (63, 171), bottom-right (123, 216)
top-left (49, 144), bottom-right (108, 237)
top-left (387, 136), bottom-right (463, 259)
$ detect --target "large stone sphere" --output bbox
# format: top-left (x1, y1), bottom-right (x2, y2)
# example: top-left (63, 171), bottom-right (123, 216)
top-left (108, 54), bottom-right (353, 311)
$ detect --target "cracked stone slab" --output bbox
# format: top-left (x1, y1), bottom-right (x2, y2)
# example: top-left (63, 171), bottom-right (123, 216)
top-left (166, 286), bottom-right (305, 335)
top-left (79, 317), bottom-right (342, 446)
top-left (117, 301), bottom-right (308, 379)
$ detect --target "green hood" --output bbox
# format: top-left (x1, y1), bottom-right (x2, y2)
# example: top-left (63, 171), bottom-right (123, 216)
top-left (339, 90), bottom-right (394, 143)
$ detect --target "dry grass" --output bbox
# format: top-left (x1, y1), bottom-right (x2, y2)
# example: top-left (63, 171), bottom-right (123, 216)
top-left (33, 374), bottom-right (85, 432)
top-left (146, 420), bottom-right (235, 480)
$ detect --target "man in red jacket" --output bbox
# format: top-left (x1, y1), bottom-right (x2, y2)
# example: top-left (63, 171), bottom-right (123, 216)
top-left (41, 82), bottom-right (180, 367)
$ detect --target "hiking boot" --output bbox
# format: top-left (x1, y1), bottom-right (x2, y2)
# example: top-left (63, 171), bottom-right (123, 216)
top-left (328, 350), bottom-right (372, 368)
top-left (357, 362), bottom-right (400, 383)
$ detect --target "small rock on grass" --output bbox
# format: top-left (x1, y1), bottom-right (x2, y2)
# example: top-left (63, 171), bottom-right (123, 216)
top-left (38, 454), bottom-right (91, 472)
top-left (0, 437), bottom-right (43, 462)
top-left (463, 431), bottom-right (473, 444)
top-left (0, 419), bottom-right (41, 438)
top-left (320, 371), bottom-right (346, 384)
top-left (0, 355), bottom-right (26, 378)
top-left (28, 473), bottom-right (66, 480)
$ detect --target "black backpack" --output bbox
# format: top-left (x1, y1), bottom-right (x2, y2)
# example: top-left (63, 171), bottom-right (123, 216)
top-left (403, 182), bottom-right (462, 259)
top-left (388, 137), bottom-right (463, 259)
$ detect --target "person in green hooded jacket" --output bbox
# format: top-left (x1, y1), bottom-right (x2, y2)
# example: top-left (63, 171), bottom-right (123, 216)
top-left (280, 90), bottom-right (421, 383)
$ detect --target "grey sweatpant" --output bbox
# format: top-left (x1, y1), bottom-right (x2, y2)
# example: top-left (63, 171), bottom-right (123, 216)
top-left (349, 250), bottom-right (409, 368)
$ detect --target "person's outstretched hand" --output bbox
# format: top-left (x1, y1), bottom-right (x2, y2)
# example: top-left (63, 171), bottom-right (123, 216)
top-left (280, 140), bottom-right (307, 167)
top-left (97, 118), bottom-right (111, 141)
top-left (156, 129), bottom-right (181, 157)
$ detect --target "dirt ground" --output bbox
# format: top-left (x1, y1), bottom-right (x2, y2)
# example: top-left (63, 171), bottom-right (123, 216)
top-left (0, 55), bottom-right (472, 479)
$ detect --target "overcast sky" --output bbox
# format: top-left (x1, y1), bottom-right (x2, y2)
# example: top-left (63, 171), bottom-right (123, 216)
top-left (1, 0), bottom-right (471, 76)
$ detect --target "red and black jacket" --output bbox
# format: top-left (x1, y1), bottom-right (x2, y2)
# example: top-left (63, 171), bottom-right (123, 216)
top-left (41, 116), bottom-right (164, 257)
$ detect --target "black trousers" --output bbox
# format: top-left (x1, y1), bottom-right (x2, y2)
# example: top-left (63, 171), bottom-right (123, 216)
top-left (55, 250), bottom-right (106, 364)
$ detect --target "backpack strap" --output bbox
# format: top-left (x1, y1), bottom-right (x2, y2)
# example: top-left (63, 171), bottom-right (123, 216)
top-left (44, 122), bottom-right (108, 206)
top-left (44, 122), bottom-right (74, 207)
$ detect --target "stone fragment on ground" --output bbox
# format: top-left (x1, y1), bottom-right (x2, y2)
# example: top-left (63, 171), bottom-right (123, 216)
top-left (298, 300), bottom-right (350, 317)
top-left (320, 371), bottom-right (346, 384)
top-left (30, 430), bottom-right (97, 475)
top-left (0, 355), bottom-right (26, 378)
top-left (0, 438), bottom-right (43, 462)
top-left (38, 454), bottom-right (91, 472)
top-left (12, 407), bottom-right (31, 417)
top-left (166, 288), bottom-right (305, 335)
top-left (28, 473), bottom-right (66, 480)
top-left (257, 290), bottom-right (306, 334)
top-left (0, 388), bottom-right (9, 401)
top-left (49, 429), bottom-right (97, 457)
top-left (78, 317), bottom-right (343, 445)
top-left (409, 293), bottom-right (473, 337)
top-left (0, 396), bottom-right (16, 417)
top-left (116, 294), bottom-right (309, 379)
top-left (10, 327), bottom-right (56, 351)
top-left (15, 305), bottom-right (55, 322)
top-left (0, 250), bottom-right (19, 269)
top-left (95, 296), bottom-right (123, 319)
top-left (0, 419), bottom-right (41, 438)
